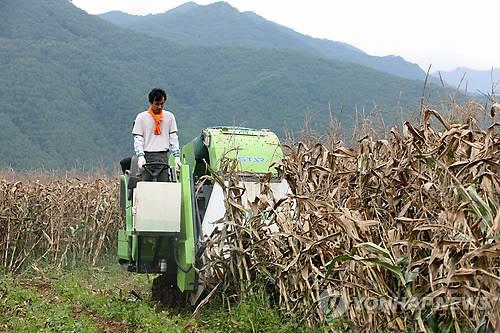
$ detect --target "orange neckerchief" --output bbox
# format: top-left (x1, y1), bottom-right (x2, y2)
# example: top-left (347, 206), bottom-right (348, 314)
top-left (148, 107), bottom-right (164, 135)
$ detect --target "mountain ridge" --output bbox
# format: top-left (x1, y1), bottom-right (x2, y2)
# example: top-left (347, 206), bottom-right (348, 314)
top-left (98, 1), bottom-right (427, 81)
top-left (432, 67), bottom-right (500, 94)
top-left (0, 0), bottom-right (445, 169)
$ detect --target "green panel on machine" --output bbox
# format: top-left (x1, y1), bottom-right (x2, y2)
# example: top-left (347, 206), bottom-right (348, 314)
top-left (117, 229), bottom-right (129, 260)
top-left (177, 163), bottom-right (197, 292)
top-left (182, 127), bottom-right (283, 178)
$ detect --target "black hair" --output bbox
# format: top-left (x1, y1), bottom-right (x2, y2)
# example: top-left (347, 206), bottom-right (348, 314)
top-left (148, 88), bottom-right (167, 103)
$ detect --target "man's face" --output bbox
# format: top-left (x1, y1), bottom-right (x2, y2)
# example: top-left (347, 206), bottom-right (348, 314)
top-left (150, 97), bottom-right (165, 114)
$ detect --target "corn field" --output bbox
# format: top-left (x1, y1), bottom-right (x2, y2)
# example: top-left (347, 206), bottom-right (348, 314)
top-left (198, 107), bottom-right (500, 332)
top-left (0, 104), bottom-right (499, 331)
top-left (0, 173), bottom-right (120, 271)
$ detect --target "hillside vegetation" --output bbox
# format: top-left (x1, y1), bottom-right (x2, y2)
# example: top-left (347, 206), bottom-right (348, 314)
top-left (0, 0), bottom-right (447, 170)
top-left (99, 2), bottom-right (426, 81)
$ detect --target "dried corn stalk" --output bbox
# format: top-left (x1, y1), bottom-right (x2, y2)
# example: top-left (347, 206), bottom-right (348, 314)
top-left (0, 174), bottom-right (120, 272)
top-left (199, 109), bottom-right (500, 332)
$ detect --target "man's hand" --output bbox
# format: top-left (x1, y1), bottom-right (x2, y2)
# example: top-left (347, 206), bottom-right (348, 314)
top-left (137, 156), bottom-right (146, 170)
top-left (175, 156), bottom-right (182, 169)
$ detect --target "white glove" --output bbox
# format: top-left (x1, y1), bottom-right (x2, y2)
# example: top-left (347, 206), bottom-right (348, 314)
top-left (175, 156), bottom-right (181, 169)
top-left (137, 156), bottom-right (146, 169)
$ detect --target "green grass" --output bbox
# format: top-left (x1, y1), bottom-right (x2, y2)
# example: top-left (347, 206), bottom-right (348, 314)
top-left (0, 260), bottom-right (309, 332)
top-left (195, 294), bottom-right (308, 333)
top-left (0, 278), bottom-right (98, 332)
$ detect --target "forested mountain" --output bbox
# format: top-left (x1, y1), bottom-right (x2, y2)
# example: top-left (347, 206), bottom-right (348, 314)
top-left (0, 0), bottom-right (443, 170)
top-left (432, 67), bottom-right (500, 94)
top-left (99, 2), bottom-right (426, 81)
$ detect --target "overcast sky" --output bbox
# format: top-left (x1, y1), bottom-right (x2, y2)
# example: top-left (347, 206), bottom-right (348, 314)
top-left (72, 0), bottom-right (500, 72)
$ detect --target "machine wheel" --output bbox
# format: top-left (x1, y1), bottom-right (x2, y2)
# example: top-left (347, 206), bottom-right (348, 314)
top-left (151, 274), bottom-right (185, 309)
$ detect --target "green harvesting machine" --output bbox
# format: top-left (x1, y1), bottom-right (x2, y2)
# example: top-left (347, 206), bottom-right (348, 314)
top-left (117, 127), bottom-right (289, 302)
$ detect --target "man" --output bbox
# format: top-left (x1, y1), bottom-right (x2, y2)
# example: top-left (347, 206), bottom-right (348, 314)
top-left (132, 88), bottom-right (181, 181)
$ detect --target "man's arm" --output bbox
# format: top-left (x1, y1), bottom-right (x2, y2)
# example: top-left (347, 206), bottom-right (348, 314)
top-left (169, 113), bottom-right (180, 157)
top-left (169, 132), bottom-right (180, 157)
top-left (133, 135), bottom-right (145, 156)
top-left (132, 113), bottom-right (146, 169)
top-left (132, 114), bottom-right (145, 157)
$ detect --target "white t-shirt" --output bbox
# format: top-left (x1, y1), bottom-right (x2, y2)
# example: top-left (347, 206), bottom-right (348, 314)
top-left (132, 110), bottom-right (178, 152)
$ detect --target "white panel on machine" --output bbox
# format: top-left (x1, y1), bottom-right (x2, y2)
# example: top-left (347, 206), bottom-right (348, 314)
top-left (201, 183), bottom-right (225, 238)
top-left (201, 179), bottom-right (290, 238)
top-left (133, 182), bottom-right (181, 233)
